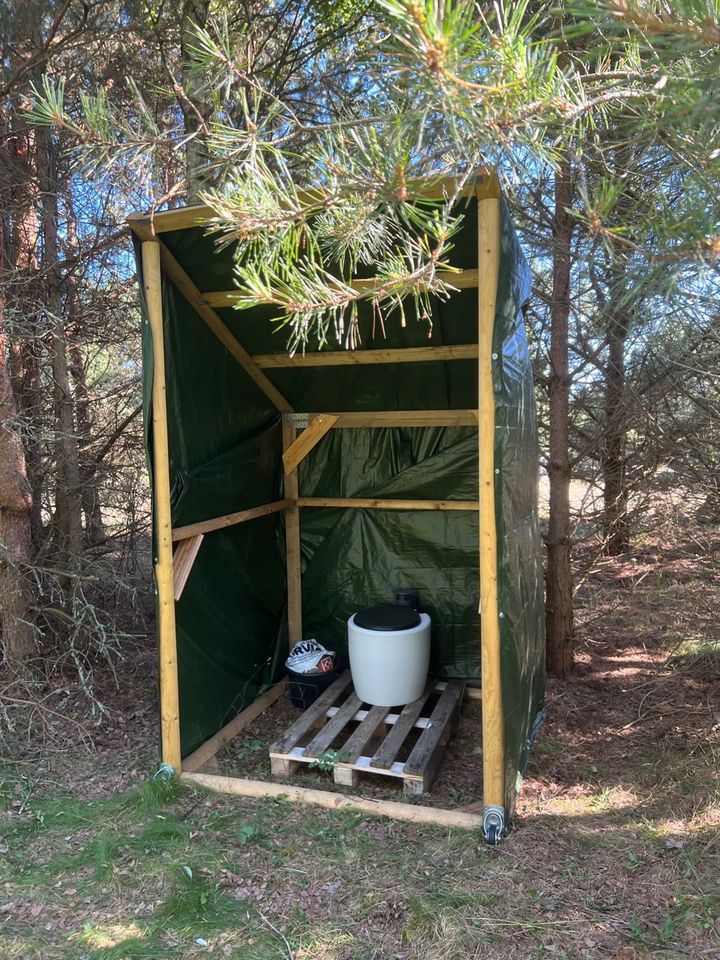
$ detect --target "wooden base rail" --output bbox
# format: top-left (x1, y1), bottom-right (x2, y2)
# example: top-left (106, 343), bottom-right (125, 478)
top-left (298, 497), bottom-right (478, 511)
top-left (180, 771), bottom-right (485, 830)
top-left (172, 499), bottom-right (292, 542)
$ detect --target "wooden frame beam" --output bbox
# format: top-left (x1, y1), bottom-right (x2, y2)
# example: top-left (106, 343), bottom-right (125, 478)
top-left (203, 269), bottom-right (479, 309)
top-left (125, 174), bottom-right (500, 237)
top-left (476, 186), bottom-right (505, 820)
top-left (129, 172), bottom-right (507, 823)
top-left (181, 771), bottom-right (485, 830)
top-left (282, 415), bottom-right (338, 475)
top-left (127, 217), bottom-right (292, 413)
top-left (298, 497), bottom-right (477, 511)
top-left (253, 345), bottom-right (478, 369)
top-left (171, 499), bottom-right (291, 542)
top-left (284, 410), bottom-right (477, 429)
top-left (155, 243), bottom-right (292, 412)
top-left (173, 534), bottom-right (203, 601)
top-left (142, 240), bottom-right (182, 772)
top-left (282, 422), bottom-right (303, 646)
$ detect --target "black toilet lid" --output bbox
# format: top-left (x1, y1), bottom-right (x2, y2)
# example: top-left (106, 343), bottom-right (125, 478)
top-left (354, 604), bottom-right (421, 632)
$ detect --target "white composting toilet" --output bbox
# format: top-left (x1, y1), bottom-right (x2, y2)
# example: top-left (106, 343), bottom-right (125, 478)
top-left (347, 604), bottom-right (431, 706)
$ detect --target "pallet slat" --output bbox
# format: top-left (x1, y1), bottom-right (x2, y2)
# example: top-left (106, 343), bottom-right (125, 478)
top-left (339, 703), bottom-right (390, 764)
top-left (269, 678), bottom-right (465, 794)
top-left (371, 684), bottom-right (434, 770)
top-left (269, 671), bottom-right (353, 755)
top-left (304, 692), bottom-right (363, 758)
top-left (403, 681), bottom-right (465, 794)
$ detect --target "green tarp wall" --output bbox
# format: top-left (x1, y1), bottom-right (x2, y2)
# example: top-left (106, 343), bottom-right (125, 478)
top-left (135, 196), bottom-right (545, 816)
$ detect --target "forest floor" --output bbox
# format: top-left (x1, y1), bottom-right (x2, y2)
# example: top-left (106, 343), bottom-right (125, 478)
top-left (0, 517), bottom-right (718, 960)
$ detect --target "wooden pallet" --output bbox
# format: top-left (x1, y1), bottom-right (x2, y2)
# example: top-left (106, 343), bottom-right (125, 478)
top-left (269, 671), bottom-right (465, 795)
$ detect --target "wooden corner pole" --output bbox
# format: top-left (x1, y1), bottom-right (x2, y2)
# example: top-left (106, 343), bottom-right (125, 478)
top-left (282, 421), bottom-right (303, 646)
top-left (143, 240), bottom-right (182, 773)
top-left (476, 187), bottom-right (505, 825)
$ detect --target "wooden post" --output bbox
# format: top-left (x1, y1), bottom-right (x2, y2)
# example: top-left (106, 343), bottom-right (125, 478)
top-left (476, 184), bottom-right (505, 832)
top-left (143, 240), bottom-right (182, 772)
top-left (282, 421), bottom-right (303, 646)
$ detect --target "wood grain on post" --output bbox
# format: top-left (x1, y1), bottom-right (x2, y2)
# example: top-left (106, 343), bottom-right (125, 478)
top-left (282, 421), bottom-right (303, 646)
top-left (476, 188), bottom-right (505, 812)
top-left (143, 240), bottom-right (182, 772)
top-left (180, 771), bottom-right (486, 830)
top-left (252, 344), bottom-right (478, 369)
top-left (282, 415), bottom-right (338, 475)
top-left (297, 497), bottom-right (477, 511)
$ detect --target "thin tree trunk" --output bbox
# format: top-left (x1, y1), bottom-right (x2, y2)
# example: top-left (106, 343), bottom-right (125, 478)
top-left (180, 0), bottom-right (212, 202)
top-left (37, 130), bottom-right (83, 572)
top-left (65, 198), bottom-right (106, 546)
top-left (545, 164), bottom-right (575, 677)
top-left (8, 125), bottom-right (43, 548)
top-left (0, 212), bottom-right (36, 663)
top-left (68, 344), bottom-right (107, 547)
top-left (602, 307), bottom-right (630, 554)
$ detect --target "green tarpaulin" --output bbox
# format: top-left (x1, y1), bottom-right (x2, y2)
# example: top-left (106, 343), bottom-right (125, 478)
top-left (135, 194), bottom-right (544, 818)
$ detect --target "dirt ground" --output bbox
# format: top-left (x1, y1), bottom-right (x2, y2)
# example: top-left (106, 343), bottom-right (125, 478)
top-left (0, 519), bottom-right (718, 959)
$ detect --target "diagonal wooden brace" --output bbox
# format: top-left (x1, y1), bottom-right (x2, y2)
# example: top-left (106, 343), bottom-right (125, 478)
top-left (282, 414), bottom-right (339, 475)
top-left (173, 533), bottom-right (204, 601)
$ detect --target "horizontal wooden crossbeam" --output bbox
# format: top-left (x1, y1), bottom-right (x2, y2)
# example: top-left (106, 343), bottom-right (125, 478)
top-left (298, 497), bottom-right (478, 511)
top-left (283, 410), bottom-right (478, 428)
top-left (253, 344), bottom-right (478, 369)
top-left (203, 269), bottom-right (479, 309)
top-left (125, 174), bottom-right (499, 237)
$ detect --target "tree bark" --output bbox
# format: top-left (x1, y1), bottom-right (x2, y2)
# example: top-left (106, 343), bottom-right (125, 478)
top-left (37, 130), bottom-right (83, 572)
top-left (0, 212), bottom-right (36, 663)
top-left (7, 124), bottom-right (44, 548)
top-left (180, 0), bottom-right (212, 202)
top-left (545, 164), bottom-right (575, 677)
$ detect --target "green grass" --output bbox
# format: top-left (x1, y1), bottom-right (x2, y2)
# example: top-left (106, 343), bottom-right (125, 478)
top-left (2, 529), bottom-right (719, 960)
top-left (0, 767), bottom-right (717, 960)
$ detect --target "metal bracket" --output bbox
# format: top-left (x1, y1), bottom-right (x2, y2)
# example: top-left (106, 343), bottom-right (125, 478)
top-left (482, 805), bottom-right (506, 845)
top-left (152, 763), bottom-right (176, 783)
top-left (282, 412), bottom-right (311, 429)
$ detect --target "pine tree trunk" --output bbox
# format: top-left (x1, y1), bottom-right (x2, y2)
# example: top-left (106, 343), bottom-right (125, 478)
top-left (65, 198), bottom-right (106, 547)
top-left (0, 216), bottom-right (36, 663)
top-left (37, 131), bottom-right (83, 572)
top-left (181, 0), bottom-right (212, 202)
top-left (68, 343), bottom-right (107, 547)
top-left (545, 164), bottom-right (575, 677)
top-left (7, 126), bottom-right (43, 549)
top-left (602, 308), bottom-right (630, 555)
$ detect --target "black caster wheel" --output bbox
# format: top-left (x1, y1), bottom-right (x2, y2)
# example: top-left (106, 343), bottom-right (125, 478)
top-left (484, 824), bottom-right (501, 846)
